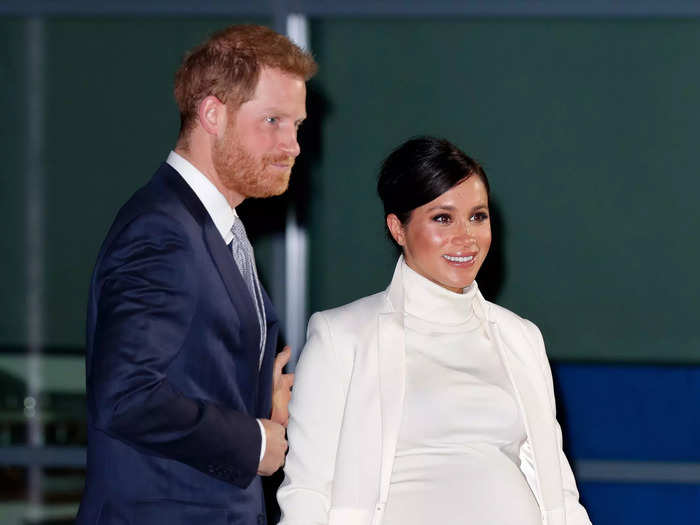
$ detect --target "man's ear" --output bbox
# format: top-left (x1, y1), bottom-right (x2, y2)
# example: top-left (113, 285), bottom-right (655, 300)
top-left (386, 214), bottom-right (406, 247)
top-left (197, 95), bottom-right (226, 136)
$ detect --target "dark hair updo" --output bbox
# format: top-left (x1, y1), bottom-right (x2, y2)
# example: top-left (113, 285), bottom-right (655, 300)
top-left (377, 136), bottom-right (490, 229)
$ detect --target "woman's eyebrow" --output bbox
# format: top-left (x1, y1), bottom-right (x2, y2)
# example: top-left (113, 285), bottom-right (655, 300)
top-left (425, 203), bottom-right (488, 213)
top-left (425, 204), bottom-right (456, 213)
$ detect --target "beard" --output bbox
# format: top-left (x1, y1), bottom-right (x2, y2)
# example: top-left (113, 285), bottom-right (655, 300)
top-left (212, 131), bottom-right (294, 199)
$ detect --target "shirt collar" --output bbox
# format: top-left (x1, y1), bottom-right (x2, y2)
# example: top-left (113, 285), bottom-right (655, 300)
top-left (166, 150), bottom-right (236, 244)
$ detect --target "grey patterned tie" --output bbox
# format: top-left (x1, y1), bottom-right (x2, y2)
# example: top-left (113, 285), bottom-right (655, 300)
top-left (231, 218), bottom-right (267, 368)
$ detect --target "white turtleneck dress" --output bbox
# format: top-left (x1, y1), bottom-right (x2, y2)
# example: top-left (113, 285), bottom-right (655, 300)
top-left (382, 263), bottom-right (542, 525)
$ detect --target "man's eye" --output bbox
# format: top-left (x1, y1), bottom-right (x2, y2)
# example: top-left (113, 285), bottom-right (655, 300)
top-left (265, 116), bottom-right (278, 124)
top-left (432, 214), bottom-right (451, 224)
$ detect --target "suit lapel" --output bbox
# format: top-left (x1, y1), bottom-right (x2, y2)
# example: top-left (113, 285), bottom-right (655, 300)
top-left (159, 164), bottom-right (262, 353)
top-left (203, 220), bottom-right (261, 347)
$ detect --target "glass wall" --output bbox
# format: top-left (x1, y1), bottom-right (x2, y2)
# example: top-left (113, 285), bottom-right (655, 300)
top-left (0, 15), bottom-right (268, 524)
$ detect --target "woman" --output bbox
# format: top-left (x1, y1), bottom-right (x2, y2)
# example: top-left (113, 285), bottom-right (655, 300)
top-left (277, 137), bottom-right (591, 525)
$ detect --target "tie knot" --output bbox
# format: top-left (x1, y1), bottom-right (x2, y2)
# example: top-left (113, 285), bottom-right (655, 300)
top-left (231, 218), bottom-right (248, 242)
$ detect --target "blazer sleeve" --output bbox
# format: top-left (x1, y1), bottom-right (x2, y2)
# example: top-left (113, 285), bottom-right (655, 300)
top-left (89, 211), bottom-right (261, 487)
top-left (526, 322), bottom-right (593, 525)
top-left (277, 311), bottom-right (353, 525)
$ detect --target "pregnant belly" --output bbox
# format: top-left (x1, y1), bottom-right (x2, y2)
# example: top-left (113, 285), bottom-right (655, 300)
top-left (382, 444), bottom-right (542, 525)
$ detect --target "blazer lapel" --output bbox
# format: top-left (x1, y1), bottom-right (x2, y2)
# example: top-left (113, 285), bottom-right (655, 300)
top-left (376, 260), bottom-right (408, 504)
top-left (377, 311), bottom-right (405, 504)
top-left (488, 319), bottom-right (564, 514)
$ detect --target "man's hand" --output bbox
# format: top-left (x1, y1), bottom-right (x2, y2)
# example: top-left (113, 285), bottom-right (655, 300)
top-left (271, 346), bottom-right (294, 427)
top-left (257, 418), bottom-right (287, 476)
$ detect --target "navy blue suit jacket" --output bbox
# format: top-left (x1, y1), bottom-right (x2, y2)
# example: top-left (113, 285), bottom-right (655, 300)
top-left (76, 164), bottom-right (279, 525)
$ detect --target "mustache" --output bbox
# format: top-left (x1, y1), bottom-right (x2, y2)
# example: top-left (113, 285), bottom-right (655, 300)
top-left (263, 154), bottom-right (295, 166)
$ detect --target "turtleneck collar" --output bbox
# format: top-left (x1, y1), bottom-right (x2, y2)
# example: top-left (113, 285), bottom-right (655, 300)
top-left (402, 257), bottom-right (478, 325)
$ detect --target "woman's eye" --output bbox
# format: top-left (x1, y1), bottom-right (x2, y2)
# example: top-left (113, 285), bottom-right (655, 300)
top-left (265, 116), bottom-right (278, 124)
top-left (432, 214), bottom-right (451, 224)
top-left (471, 211), bottom-right (489, 222)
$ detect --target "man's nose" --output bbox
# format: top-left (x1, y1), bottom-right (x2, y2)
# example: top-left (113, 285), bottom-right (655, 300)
top-left (279, 129), bottom-right (300, 158)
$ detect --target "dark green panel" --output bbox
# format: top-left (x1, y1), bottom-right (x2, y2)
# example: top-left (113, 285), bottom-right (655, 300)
top-left (308, 18), bottom-right (700, 363)
top-left (40, 16), bottom-right (268, 346)
top-left (0, 18), bottom-right (29, 345)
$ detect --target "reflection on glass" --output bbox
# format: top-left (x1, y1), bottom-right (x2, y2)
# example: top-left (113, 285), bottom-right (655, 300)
top-left (0, 358), bottom-right (86, 524)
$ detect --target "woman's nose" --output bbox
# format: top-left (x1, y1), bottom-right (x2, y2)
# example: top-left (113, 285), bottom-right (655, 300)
top-left (454, 222), bottom-right (475, 243)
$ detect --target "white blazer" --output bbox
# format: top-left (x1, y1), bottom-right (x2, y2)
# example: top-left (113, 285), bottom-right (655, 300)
top-left (278, 259), bottom-right (591, 525)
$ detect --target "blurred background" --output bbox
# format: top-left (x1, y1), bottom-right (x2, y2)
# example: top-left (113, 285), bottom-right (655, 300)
top-left (1, 1), bottom-right (699, 523)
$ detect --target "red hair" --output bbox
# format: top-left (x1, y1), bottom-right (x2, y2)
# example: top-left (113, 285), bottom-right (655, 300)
top-left (174, 24), bottom-right (317, 140)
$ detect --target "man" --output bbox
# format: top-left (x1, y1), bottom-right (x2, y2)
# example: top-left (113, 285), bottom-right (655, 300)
top-left (76, 25), bottom-right (317, 525)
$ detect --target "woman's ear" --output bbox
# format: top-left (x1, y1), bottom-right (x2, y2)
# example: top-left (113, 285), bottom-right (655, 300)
top-left (386, 214), bottom-right (406, 247)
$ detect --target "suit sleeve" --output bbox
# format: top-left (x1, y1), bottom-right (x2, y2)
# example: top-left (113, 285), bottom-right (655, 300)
top-left (527, 323), bottom-right (593, 525)
top-left (277, 312), bottom-right (352, 525)
top-left (89, 211), bottom-right (260, 487)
